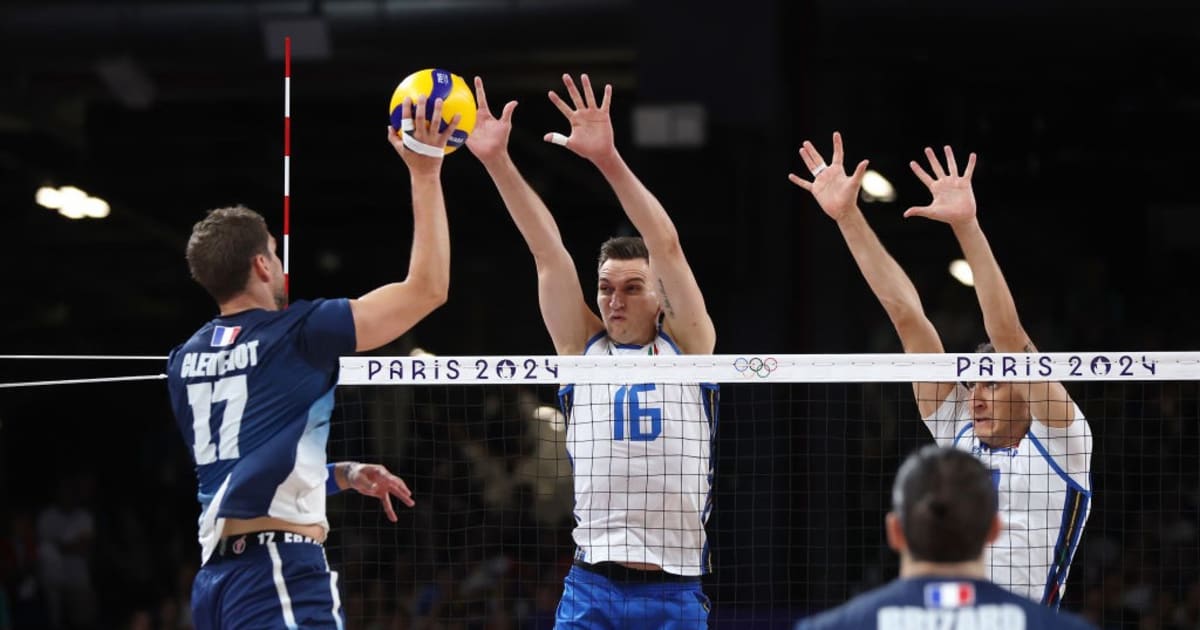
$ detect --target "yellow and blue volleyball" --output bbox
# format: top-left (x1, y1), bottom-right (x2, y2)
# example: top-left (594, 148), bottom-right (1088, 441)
top-left (388, 68), bottom-right (477, 154)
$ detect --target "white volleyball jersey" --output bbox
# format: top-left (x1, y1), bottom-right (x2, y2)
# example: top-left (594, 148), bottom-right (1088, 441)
top-left (924, 385), bottom-right (1092, 607)
top-left (557, 330), bottom-right (718, 576)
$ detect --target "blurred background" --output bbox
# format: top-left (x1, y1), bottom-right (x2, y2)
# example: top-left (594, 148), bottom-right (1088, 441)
top-left (2, 0), bottom-right (1199, 628)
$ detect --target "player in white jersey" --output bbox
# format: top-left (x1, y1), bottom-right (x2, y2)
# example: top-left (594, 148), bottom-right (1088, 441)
top-left (794, 446), bottom-right (1095, 630)
top-left (466, 74), bottom-right (717, 629)
top-left (789, 133), bottom-right (1092, 607)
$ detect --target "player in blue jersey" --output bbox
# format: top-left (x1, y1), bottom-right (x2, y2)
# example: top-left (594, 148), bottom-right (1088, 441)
top-left (794, 446), bottom-right (1096, 630)
top-left (789, 134), bottom-right (1092, 606)
top-left (166, 95), bottom-right (458, 629)
top-left (466, 75), bottom-right (717, 629)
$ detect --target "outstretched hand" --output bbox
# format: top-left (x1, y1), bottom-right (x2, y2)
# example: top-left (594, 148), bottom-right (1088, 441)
top-left (544, 73), bottom-right (616, 164)
top-left (904, 146), bottom-right (977, 226)
top-left (787, 131), bottom-right (870, 222)
top-left (387, 94), bottom-right (461, 176)
top-left (465, 76), bottom-right (518, 164)
top-left (346, 463), bottom-right (415, 522)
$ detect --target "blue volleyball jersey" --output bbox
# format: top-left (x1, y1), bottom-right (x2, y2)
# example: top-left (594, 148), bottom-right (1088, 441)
top-left (166, 299), bottom-right (356, 565)
top-left (794, 577), bottom-right (1096, 630)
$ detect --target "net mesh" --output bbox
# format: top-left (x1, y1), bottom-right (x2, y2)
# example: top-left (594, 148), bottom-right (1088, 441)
top-left (324, 353), bottom-right (1200, 629)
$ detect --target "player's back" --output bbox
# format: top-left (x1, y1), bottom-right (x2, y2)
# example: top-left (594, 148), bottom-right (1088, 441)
top-left (166, 298), bottom-right (355, 562)
top-left (794, 576), bottom-right (1097, 630)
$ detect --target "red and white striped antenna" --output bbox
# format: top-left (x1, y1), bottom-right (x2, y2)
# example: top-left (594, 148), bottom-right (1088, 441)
top-left (283, 36), bottom-right (292, 301)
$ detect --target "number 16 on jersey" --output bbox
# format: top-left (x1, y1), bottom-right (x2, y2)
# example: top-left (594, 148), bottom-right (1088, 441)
top-left (613, 384), bottom-right (662, 441)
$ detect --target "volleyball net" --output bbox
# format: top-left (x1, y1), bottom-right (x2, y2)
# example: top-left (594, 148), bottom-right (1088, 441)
top-left (323, 351), bottom-right (1200, 628)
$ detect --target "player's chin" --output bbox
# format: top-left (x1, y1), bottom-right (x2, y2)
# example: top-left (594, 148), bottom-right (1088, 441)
top-left (973, 418), bottom-right (996, 436)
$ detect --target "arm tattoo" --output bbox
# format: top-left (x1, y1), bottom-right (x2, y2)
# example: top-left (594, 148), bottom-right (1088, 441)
top-left (1023, 341), bottom-right (1037, 353)
top-left (657, 278), bottom-right (676, 318)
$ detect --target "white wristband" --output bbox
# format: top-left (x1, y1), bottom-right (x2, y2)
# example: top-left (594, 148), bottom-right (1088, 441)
top-left (548, 132), bottom-right (569, 146)
top-left (402, 133), bottom-right (445, 158)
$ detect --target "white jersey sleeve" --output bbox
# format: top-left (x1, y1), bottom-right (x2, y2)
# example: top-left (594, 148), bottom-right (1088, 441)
top-left (1028, 403), bottom-right (1092, 492)
top-left (921, 384), bottom-right (973, 446)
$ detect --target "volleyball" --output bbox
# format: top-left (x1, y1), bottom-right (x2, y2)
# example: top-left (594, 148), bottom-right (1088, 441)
top-left (388, 68), bottom-right (477, 155)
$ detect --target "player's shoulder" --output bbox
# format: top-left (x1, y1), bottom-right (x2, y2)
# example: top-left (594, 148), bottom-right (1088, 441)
top-left (793, 605), bottom-right (864, 630)
top-left (1024, 605), bottom-right (1096, 629)
top-left (276, 298), bottom-right (322, 319)
top-left (580, 330), bottom-right (609, 355)
top-left (1046, 610), bottom-right (1098, 630)
top-left (168, 319), bottom-right (220, 361)
top-left (975, 582), bottom-right (1095, 629)
top-left (257, 298), bottom-right (353, 332)
top-left (656, 330), bottom-right (684, 355)
top-left (793, 581), bottom-right (909, 629)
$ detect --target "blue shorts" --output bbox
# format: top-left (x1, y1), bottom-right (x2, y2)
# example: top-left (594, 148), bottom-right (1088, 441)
top-left (192, 531), bottom-right (345, 630)
top-left (555, 564), bottom-right (710, 630)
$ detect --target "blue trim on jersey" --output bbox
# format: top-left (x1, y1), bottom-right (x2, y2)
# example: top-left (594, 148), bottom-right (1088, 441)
top-left (700, 383), bottom-right (719, 525)
top-left (1040, 486), bottom-right (1089, 609)
top-left (657, 330), bottom-right (683, 354)
top-left (700, 383), bottom-right (718, 574)
top-left (557, 384), bottom-right (580, 527)
top-left (582, 331), bottom-right (607, 353)
top-left (557, 385), bottom-right (575, 426)
top-left (952, 423), bottom-right (973, 447)
top-left (1025, 431), bottom-right (1089, 495)
top-left (612, 341), bottom-right (647, 350)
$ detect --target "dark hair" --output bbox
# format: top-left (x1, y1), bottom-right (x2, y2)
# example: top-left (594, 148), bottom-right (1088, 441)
top-left (597, 236), bottom-right (649, 268)
top-left (186, 205), bottom-right (272, 302)
top-left (892, 445), bottom-right (998, 563)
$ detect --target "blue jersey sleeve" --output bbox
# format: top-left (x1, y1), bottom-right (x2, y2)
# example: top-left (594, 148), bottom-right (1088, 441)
top-left (297, 298), bottom-right (356, 368)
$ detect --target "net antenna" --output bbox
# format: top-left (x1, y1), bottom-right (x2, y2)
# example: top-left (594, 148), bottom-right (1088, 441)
top-left (283, 36), bottom-right (292, 301)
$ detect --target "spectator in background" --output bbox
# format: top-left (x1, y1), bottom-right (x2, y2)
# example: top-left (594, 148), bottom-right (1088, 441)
top-left (37, 476), bottom-right (97, 629)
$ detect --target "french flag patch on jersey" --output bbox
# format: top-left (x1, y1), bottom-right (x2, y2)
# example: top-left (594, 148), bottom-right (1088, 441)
top-left (210, 325), bottom-right (241, 347)
top-left (924, 582), bottom-right (975, 608)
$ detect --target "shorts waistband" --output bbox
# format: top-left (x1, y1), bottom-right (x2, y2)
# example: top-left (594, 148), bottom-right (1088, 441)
top-left (213, 530), bottom-right (322, 560)
top-left (573, 559), bottom-right (700, 584)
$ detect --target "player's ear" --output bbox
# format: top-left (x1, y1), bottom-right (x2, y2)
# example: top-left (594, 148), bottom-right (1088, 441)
top-left (251, 254), bottom-right (273, 283)
top-left (884, 512), bottom-right (906, 553)
top-left (985, 513), bottom-right (1002, 545)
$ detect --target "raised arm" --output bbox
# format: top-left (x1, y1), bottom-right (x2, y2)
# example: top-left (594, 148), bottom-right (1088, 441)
top-left (350, 96), bottom-right (456, 352)
top-left (544, 74), bottom-right (715, 354)
top-left (788, 132), bottom-right (955, 417)
top-left (466, 77), bottom-right (602, 355)
top-left (905, 146), bottom-right (1076, 426)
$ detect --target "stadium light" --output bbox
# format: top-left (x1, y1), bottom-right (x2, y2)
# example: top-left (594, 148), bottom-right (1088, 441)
top-left (533, 405), bottom-right (566, 433)
top-left (35, 186), bottom-right (61, 209)
top-left (860, 170), bottom-right (896, 203)
top-left (949, 258), bottom-right (974, 287)
top-left (34, 185), bottom-right (111, 220)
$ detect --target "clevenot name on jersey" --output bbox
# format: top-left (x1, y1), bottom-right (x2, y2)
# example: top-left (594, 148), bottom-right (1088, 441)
top-left (180, 341), bottom-right (261, 378)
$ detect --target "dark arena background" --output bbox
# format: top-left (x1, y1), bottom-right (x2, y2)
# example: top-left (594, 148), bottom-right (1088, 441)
top-left (3, 1), bottom-right (1200, 629)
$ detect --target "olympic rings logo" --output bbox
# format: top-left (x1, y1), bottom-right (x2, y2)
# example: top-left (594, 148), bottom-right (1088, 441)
top-left (733, 357), bottom-right (779, 378)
